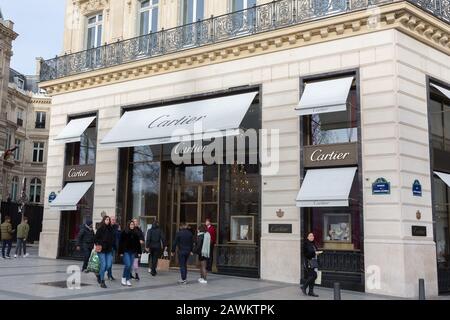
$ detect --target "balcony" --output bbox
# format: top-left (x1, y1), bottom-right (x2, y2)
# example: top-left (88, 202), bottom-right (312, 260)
top-left (39, 0), bottom-right (449, 82)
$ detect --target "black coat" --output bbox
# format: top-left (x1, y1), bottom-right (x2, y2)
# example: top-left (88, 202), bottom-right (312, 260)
top-left (75, 224), bottom-right (94, 250)
top-left (303, 240), bottom-right (317, 260)
top-left (171, 229), bottom-right (194, 254)
top-left (94, 224), bottom-right (115, 253)
top-left (146, 226), bottom-right (166, 250)
top-left (193, 233), bottom-right (204, 256)
top-left (119, 229), bottom-right (142, 255)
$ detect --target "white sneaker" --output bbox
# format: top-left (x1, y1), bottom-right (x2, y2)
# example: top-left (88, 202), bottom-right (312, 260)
top-left (121, 278), bottom-right (127, 286)
top-left (126, 280), bottom-right (132, 287)
top-left (199, 278), bottom-right (208, 284)
top-left (24, 253), bottom-right (29, 258)
top-left (14, 254), bottom-right (17, 258)
top-left (198, 278), bottom-right (203, 283)
top-left (148, 268), bottom-right (151, 273)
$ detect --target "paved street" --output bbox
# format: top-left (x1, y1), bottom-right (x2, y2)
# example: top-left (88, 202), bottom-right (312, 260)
top-left (0, 246), bottom-right (447, 300)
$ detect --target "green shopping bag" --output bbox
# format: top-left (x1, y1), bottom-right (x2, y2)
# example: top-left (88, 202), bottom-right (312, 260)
top-left (86, 250), bottom-right (100, 274)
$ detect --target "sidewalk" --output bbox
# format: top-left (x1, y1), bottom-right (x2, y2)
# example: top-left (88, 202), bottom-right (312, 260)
top-left (0, 247), bottom-right (447, 300)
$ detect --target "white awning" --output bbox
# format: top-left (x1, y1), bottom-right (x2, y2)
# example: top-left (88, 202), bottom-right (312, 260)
top-left (435, 171), bottom-right (450, 188)
top-left (49, 182), bottom-right (93, 211)
top-left (100, 92), bottom-right (258, 148)
top-left (431, 83), bottom-right (450, 100)
top-left (296, 167), bottom-right (357, 207)
top-left (295, 77), bottom-right (354, 116)
top-left (54, 116), bottom-right (96, 144)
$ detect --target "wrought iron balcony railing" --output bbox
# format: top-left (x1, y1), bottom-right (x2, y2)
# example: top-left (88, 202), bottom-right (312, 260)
top-left (39, 0), bottom-right (449, 82)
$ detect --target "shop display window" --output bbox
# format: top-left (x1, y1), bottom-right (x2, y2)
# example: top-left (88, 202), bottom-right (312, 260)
top-left (230, 216), bottom-right (254, 243)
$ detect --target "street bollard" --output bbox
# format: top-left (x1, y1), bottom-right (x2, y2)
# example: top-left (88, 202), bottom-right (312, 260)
top-left (334, 282), bottom-right (341, 300)
top-left (418, 278), bottom-right (425, 300)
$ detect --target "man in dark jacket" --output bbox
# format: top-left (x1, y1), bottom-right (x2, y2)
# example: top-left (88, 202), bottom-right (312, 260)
top-left (76, 220), bottom-right (94, 272)
top-left (171, 223), bottom-right (193, 284)
top-left (145, 221), bottom-right (167, 276)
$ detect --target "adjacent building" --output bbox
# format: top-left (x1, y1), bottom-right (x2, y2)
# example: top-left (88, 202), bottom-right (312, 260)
top-left (38, 0), bottom-right (450, 298)
top-left (0, 12), bottom-right (51, 209)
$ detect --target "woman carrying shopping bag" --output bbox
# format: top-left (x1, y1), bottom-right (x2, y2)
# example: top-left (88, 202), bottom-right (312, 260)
top-left (94, 216), bottom-right (115, 288)
top-left (119, 220), bottom-right (142, 287)
top-left (301, 232), bottom-right (323, 297)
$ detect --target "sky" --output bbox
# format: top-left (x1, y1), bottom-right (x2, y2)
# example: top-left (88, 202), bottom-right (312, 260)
top-left (0, 0), bottom-right (66, 75)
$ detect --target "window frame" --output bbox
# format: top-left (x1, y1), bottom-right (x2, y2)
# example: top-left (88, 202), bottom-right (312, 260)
top-left (86, 12), bottom-right (103, 49)
top-left (35, 111), bottom-right (46, 129)
top-left (181, 0), bottom-right (204, 25)
top-left (11, 176), bottom-right (19, 201)
top-left (139, 0), bottom-right (159, 35)
top-left (14, 139), bottom-right (21, 161)
top-left (32, 141), bottom-right (45, 163)
top-left (29, 178), bottom-right (42, 203)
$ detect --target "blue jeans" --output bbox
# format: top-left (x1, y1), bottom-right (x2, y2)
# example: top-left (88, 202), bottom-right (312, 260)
top-left (122, 251), bottom-right (134, 280)
top-left (2, 240), bottom-right (12, 257)
top-left (98, 252), bottom-right (113, 281)
top-left (178, 251), bottom-right (190, 281)
top-left (108, 248), bottom-right (116, 277)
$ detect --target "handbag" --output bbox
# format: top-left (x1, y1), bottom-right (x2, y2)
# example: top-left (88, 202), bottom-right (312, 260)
top-left (315, 270), bottom-right (322, 285)
top-left (140, 252), bottom-right (150, 264)
top-left (86, 250), bottom-right (100, 274)
top-left (157, 250), bottom-right (170, 272)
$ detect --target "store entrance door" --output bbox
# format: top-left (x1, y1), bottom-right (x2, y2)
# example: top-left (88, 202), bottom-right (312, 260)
top-left (168, 164), bottom-right (219, 269)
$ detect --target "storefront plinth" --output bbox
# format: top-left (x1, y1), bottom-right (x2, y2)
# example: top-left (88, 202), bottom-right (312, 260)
top-left (364, 240), bottom-right (438, 298)
top-left (260, 237), bottom-right (301, 284)
top-left (38, 231), bottom-right (59, 259)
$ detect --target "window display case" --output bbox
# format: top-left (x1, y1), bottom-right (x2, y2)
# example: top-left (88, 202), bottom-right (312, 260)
top-left (323, 213), bottom-right (353, 250)
top-left (230, 216), bottom-right (254, 243)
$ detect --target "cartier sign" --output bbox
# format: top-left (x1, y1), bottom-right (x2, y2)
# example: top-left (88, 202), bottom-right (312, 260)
top-left (304, 143), bottom-right (358, 168)
top-left (64, 165), bottom-right (95, 182)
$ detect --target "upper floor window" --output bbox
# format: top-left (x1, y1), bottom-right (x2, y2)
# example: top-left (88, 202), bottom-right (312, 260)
top-left (65, 117), bottom-right (97, 166)
top-left (36, 111), bottom-right (46, 129)
top-left (231, 0), bottom-right (256, 12)
top-left (33, 142), bottom-right (45, 163)
top-left (14, 139), bottom-right (21, 161)
top-left (15, 77), bottom-right (25, 89)
top-left (87, 13), bottom-right (103, 49)
top-left (139, 0), bottom-right (159, 35)
top-left (11, 176), bottom-right (19, 201)
top-left (17, 109), bottom-right (24, 127)
top-left (5, 128), bottom-right (11, 150)
top-left (302, 77), bottom-right (358, 146)
top-left (182, 0), bottom-right (204, 24)
top-left (430, 84), bottom-right (450, 151)
top-left (29, 178), bottom-right (42, 203)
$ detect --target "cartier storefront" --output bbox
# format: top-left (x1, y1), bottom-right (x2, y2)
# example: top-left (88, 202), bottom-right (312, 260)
top-left (107, 88), bottom-right (262, 277)
top-left (296, 71), bottom-right (364, 291)
top-left (49, 114), bottom-right (97, 259)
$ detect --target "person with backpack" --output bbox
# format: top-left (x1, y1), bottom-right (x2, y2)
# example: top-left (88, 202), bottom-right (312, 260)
top-left (75, 220), bottom-right (94, 272)
top-left (194, 225), bottom-right (211, 284)
top-left (119, 220), bottom-right (142, 287)
top-left (145, 220), bottom-right (167, 276)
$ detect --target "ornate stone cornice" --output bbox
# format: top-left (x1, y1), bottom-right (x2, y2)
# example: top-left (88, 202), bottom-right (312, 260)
top-left (0, 22), bottom-right (18, 41)
top-left (74, 0), bottom-right (110, 15)
top-left (41, 2), bottom-right (450, 96)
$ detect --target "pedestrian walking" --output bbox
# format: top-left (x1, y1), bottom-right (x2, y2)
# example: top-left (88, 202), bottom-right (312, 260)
top-left (301, 232), bottom-right (322, 297)
top-left (171, 223), bottom-right (194, 284)
top-left (15, 217), bottom-right (30, 258)
top-left (145, 220), bottom-right (167, 276)
top-left (194, 225), bottom-right (211, 284)
top-left (205, 218), bottom-right (216, 272)
top-left (131, 218), bottom-right (145, 280)
top-left (75, 219), bottom-right (94, 272)
top-left (94, 216), bottom-right (115, 288)
top-left (108, 215), bottom-right (120, 280)
top-left (1, 216), bottom-right (15, 259)
top-left (119, 220), bottom-right (142, 287)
